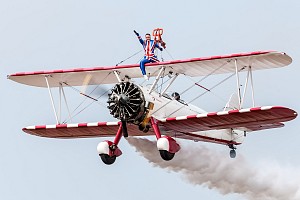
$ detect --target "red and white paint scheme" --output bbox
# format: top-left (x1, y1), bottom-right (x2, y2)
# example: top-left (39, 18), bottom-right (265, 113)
top-left (8, 50), bottom-right (297, 164)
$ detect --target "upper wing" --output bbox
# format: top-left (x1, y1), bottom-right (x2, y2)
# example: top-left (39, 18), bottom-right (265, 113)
top-left (157, 106), bottom-right (297, 133)
top-left (8, 51), bottom-right (291, 88)
top-left (23, 121), bottom-right (154, 138)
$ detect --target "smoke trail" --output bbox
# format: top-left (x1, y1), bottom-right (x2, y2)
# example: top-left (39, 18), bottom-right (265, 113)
top-left (127, 137), bottom-right (300, 200)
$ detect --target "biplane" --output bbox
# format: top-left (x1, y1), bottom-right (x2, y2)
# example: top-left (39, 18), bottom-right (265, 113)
top-left (8, 50), bottom-right (297, 165)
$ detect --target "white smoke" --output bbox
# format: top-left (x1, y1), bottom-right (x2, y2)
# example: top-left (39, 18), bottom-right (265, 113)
top-left (127, 137), bottom-right (300, 200)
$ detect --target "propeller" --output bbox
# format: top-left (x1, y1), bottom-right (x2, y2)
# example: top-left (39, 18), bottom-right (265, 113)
top-left (107, 82), bottom-right (146, 138)
top-left (80, 74), bottom-right (92, 95)
top-left (79, 74), bottom-right (110, 101)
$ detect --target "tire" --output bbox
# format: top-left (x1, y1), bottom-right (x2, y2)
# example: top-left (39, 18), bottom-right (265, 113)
top-left (159, 150), bottom-right (175, 161)
top-left (230, 150), bottom-right (236, 158)
top-left (99, 154), bottom-right (116, 165)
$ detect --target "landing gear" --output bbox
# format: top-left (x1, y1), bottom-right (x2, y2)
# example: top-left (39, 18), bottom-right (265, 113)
top-left (229, 149), bottom-right (236, 158)
top-left (97, 125), bottom-right (123, 165)
top-left (228, 144), bottom-right (237, 158)
top-left (151, 117), bottom-right (180, 161)
top-left (97, 141), bottom-right (122, 165)
top-left (99, 154), bottom-right (116, 165)
top-left (159, 150), bottom-right (175, 161)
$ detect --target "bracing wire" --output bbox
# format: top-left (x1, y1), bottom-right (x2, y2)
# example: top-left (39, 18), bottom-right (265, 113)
top-left (116, 50), bottom-right (143, 66)
top-left (167, 72), bottom-right (237, 117)
top-left (62, 73), bottom-right (111, 123)
top-left (151, 60), bottom-right (231, 116)
top-left (167, 66), bottom-right (246, 117)
top-left (165, 49), bottom-right (175, 60)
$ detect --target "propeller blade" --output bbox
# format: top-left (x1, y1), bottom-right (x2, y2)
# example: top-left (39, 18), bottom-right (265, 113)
top-left (121, 120), bottom-right (128, 138)
top-left (80, 74), bottom-right (92, 95)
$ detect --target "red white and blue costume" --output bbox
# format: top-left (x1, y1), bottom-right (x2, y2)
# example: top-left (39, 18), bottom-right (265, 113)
top-left (135, 31), bottom-right (162, 76)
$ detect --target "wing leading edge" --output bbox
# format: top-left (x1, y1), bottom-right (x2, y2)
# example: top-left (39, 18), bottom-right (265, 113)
top-left (8, 51), bottom-right (292, 88)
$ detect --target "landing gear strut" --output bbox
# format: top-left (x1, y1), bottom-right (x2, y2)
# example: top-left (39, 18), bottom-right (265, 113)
top-left (97, 125), bottom-right (123, 165)
top-left (228, 144), bottom-right (236, 158)
top-left (151, 117), bottom-right (180, 161)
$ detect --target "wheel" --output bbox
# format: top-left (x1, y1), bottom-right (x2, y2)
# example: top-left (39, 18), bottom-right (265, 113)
top-left (229, 149), bottom-right (236, 158)
top-left (99, 154), bottom-right (116, 165)
top-left (159, 150), bottom-right (175, 161)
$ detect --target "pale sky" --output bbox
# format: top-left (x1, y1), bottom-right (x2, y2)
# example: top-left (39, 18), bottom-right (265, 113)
top-left (1, 1), bottom-right (300, 200)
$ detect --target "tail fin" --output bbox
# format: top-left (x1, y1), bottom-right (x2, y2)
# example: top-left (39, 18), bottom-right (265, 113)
top-left (224, 93), bottom-right (240, 111)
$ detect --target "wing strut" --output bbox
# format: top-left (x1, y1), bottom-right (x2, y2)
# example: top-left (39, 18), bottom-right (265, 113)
top-left (45, 75), bottom-right (59, 124)
top-left (61, 84), bottom-right (73, 123)
top-left (250, 66), bottom-right (255, 107)
top-left (149, 66), bottom-right (166, 94)
top-left (113, 71), bottom-right (122, 83)
top-left (234, 59), bottom-right (257, 109)
top-left (161, 73), bottom-right (179, 96)
top-left (234, 59), bottom-right (242, 109)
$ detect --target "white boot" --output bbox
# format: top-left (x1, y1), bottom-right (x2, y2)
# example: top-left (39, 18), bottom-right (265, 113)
top-left (143, 75), bottom-right (149, 81)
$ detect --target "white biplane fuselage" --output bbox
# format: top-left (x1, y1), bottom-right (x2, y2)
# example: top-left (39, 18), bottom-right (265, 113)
top-left (140, 85), bottom-right (245, 146)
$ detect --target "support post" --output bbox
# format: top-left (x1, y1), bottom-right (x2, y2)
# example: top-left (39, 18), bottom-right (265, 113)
top-left (149, 66), bottom-right (165, 94)
top-left (58, 83), bottom-right (62, 123)
top-left (234, 59), bottom-right (242, 109)
top-left (161, 73), bottom-right (179, 96)
top-left (61, 86), bottom-right (73, 123)
top-left (241, 67), bottom-right (250, 108)
top-left (150, 117), bottom-right (162, 139)
top-left (249, 66), bottom-right (255, 107)
top-left (113, 71), bottom-right (122, 83)
top-left (45, 75), bottom-right (59, 124)
top-left (113, 124), bottom-right (123, 145)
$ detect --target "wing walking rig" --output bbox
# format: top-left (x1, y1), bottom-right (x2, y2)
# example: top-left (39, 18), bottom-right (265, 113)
top-left (8, 49), bottom-right (297, 165)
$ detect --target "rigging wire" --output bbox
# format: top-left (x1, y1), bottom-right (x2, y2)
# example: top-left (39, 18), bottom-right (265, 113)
top-left (151, 60), bottom-right (231, 116)
top-left (58, 50), bottom-right (144, 122)
top-left (185, 76), bottom-right (228, 104)
top-left (63, 48), bottom-right (163, 121)
top-left (116, 50), bottom-right (143, 66)
top-left (165, 49), bottom-right (175, 60)
top-left (64, 87), bottom-right (111, 123)
top-left (167, 66), bottom-right (246, 117)
top-left (62, 73), bottom-right (111, 123)
top-left (48, 72), bottom-right (111, 123)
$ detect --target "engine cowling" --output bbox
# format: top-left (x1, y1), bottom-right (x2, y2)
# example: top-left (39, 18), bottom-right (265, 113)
top-left (107, 82), bottom-right (147, 124)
